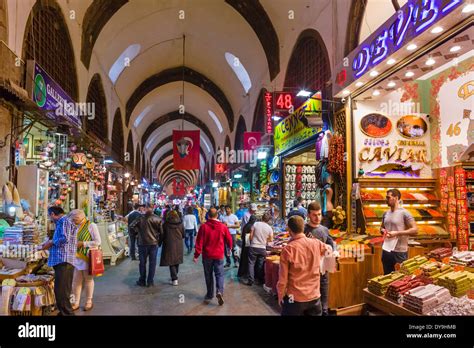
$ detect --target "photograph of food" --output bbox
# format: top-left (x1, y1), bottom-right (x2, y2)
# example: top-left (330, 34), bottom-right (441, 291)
top-left (360, 113), bottom-right (392, 137)
top-left (396, 115), bottom-right (428, 138)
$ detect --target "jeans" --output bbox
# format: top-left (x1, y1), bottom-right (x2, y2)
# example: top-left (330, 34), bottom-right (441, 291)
top-left (138, 245), bottom-right (158, 285)
top-left (129, 234), bottom-right (137, 259)
top-left (225, 234), bottom-right (238, 265)
top-left (184, 229), bottom-right (195, 252)
top-left (170, 264), bottom-right (179, 281)
top-left (281, 296), bottom-right (322, 316)
top-left (382, 250), bottom-right (408, 275)
top-left (53, 262), bottom-right (75, 316)
top-left (202, 258), bottom-right (224, 299)
top-left (247, 247), bottom-right (266, 283)
top-left (320, 273), bottom-right (329, 313)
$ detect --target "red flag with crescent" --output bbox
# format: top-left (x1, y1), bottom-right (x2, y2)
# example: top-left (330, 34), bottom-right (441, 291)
top-left (173, 130), bottom-right (200, 170)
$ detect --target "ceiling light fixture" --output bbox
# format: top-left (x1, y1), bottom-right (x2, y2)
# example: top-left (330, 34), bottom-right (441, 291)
top-left (355, 82), bottom-right (364, 87)
top-left (405, 71), bottom-right (415, 77)
top-left (342, 90), bottom-right (350, 96)
top-left (431, 26), bottom-right (443, 34)
top-left (372, 90), bottom-right (380, 96)
top-left (387, 81), bottom-right (396, 88)
top-left (407, 43), bottom-right (417, 51)
top-left (387, 58), bottom-right (396, 65)
top-left (426, 58), bottom-right (436, 66)
top-left (369, 70), bottom-right (379, 77)
top-left (462, 3), bottom-right (474, 13)
top-left (297, 90), bottom-right (311, 97)
top-left (450, 45), bottom-right (461, 52)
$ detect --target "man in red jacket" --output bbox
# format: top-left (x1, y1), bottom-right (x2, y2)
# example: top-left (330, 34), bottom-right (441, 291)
top-left (194, 207), bottom-right (232, 305)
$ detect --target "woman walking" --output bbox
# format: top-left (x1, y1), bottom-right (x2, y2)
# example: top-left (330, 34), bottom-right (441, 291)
top-left (160, 210), bottom-right (185, 285)
top-left (183, 206), bottom-right (198, 255)
top-left (69, 209), bottom-right (101, 311)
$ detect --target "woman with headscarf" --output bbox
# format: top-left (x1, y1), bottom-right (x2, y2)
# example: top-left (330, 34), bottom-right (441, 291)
top-left (68, 209), bottom-right (101, 311)
top-left (160, 210), bottom-right (185, 286)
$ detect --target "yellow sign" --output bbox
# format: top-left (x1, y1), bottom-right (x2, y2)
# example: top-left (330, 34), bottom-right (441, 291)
top-left (274, 92), bottom-right (322, 155)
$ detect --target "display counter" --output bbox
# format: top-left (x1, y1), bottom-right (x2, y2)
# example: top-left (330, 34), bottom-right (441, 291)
top-left (363, 288), bottom-right (419, 316)
top-left (97, 220), bottom-right (128, 266)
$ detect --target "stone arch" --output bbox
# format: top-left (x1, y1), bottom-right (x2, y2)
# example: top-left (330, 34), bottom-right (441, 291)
top-left (22, 0), bottom-right (78, 100)
top-left (85, 74), bottom-right (108, 142)
top-left (126, 131), bottom-right (134, 171)
top-left (234, 115), bottom-right (247, 151)
top-left (252, 88), bottom-right (266, 132)
top-left (111, 109), bottom-right (124, 164)
top-left (284, 29), bottom-right (331, 96)
top-left (135, 144), bottom-right (140, 175)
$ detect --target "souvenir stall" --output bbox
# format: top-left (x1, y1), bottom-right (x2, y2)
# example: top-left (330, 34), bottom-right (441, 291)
top-left (329, 0), bottom-right (473, 312)
top-left (273, 92), bottom-right (337, 221)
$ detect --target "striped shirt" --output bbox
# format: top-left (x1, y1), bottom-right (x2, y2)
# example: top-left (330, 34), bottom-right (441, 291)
top-left (48, 216), bottom-right (78, 267)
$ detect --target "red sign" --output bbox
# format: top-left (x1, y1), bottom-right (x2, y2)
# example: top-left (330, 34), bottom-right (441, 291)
top-left (215, 163), bottom-right (227, 174)
top-left (336, 69), bottom-right (347, 86)
top-left (264, 92), bottom-right (273, 134)
top-left (244, 132), bottom-right (261, 151)
top-left (172, 178), bottom-right (186, 196)
top-left (173, 130), bottom-right (200, 170)
top-left (274, 92), bottom-right (295, 112)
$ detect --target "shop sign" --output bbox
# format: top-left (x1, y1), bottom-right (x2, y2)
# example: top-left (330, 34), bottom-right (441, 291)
top-left (26, 61), bottom-right (82, 127)
top-left (274, 92), bottom-right (322, 155)
top-left (264, 92), bottom-right (273, 134)
top-left (334, 0), bottom-right (463, 94)
top-left (215, 163), bottom-right (227, 174)
top-left (354, 105), bottom-right (432, 178)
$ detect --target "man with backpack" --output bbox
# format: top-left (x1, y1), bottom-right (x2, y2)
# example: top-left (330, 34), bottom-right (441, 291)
top-left (125, 204), bottom-right (143, 260)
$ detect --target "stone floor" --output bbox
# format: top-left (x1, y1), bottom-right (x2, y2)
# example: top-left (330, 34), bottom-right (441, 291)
top-left (76, 250), bottom-right (280, 316)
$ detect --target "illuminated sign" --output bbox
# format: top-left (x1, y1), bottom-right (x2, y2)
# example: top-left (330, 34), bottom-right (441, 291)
top-left (352, 0), bottom-right (462, 78)
top-left (264, 92), bottom-right (273, 134)
top-left (274, 92), bottom-right (322, 155)
top-left (274, 92), bottom-right (295, 112)
top-left (333, 0), bottom-right (463, 94)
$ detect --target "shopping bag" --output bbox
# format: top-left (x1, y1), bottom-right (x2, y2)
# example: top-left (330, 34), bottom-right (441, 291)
top-left (89, 249), bottom-right (104, 277)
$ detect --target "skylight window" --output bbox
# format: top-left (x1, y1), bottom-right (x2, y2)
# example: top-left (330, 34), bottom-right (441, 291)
top-left (208, 110), bottom-right (223, 133)
top-left (134, 105), bottom-right (152, 128)
top-left (225, 52), bottom-right (252, 94)
top-left (109, 44), bottom-right (141, 84)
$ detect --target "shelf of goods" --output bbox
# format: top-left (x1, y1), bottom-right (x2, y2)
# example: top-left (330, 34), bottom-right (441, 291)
top-left (283, 164), bottom-right (319, 217)
top-left (97, 220), bottom-right (128, 266)
top-left (364, 250), bottom-right (474, 315)
top-left (0, 254), bottom-right (55, 316)
top-left (358, 178), bottom-right (450, 246)
top-left (454, 162), bottom-right (474, 249)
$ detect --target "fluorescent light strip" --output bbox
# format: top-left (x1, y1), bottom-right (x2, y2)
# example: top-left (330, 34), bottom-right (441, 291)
top-left (208, 110), bottom-right (223, 133)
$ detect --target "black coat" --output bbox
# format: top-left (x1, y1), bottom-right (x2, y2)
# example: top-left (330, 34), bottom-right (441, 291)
top-left (138, 213), bottom-right (162, 246)
top-left (160, 215), bottom-right (185, 266)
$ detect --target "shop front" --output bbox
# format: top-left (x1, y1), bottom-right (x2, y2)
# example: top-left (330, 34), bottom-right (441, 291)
top-left (331, 0), bottom-right (474, 314)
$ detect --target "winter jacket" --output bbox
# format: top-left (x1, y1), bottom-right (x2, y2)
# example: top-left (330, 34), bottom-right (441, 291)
top-left (160, 214), bottom-right (185, 266)
top-left (194, 219), bottom-right (232, 260)
top-left (138, 212), bottom-right (162, 246)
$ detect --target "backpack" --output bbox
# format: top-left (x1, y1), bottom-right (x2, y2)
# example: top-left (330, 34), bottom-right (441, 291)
top-left (128, 214), bottom-right (142, 236)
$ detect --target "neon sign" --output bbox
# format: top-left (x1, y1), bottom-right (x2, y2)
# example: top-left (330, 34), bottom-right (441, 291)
top-left (352, 0), bottom-right (462, 78)
top-left (264, 92), bottom-right (273, 134)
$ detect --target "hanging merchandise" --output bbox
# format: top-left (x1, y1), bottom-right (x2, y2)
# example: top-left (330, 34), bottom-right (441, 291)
top-left (327, 134), bottom-right (345, 176)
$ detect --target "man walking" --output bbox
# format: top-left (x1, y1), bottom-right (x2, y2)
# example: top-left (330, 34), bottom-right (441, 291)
top-left (124, 203), bottom-right (142, 260)
top-left (40, 206), bottom-right (78, 316)
top-left (381, 189), bottom-right (418, 274)
top-left (194, 207), bottom-right (232, 305)
top-left (277, 216), bottom-right (327, 316)
top-left (246, 213), bottom-right (273, 286)
top-left (221, 205), bottom-right (240, 268)
top-left (136, 204), bottom-right (162, 287)
top-left (304, 202), bottom-right (336, 316)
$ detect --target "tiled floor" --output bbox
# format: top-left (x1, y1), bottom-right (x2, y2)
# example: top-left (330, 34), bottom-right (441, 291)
top-left (76, 251), bottom-right (280, 316)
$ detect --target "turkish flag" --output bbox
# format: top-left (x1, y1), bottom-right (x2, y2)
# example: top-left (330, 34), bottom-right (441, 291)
top-left (173, 178), bottom-right (187, 196)
top-left (173, 130), bottom-right (200, 170)
top-left (244, 132), bottom-right (261, 151)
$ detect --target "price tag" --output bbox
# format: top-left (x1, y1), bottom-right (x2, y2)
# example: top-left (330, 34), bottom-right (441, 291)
top-left (453, 265), bottom-right (465, 272)
top-left (414, 269), bottom-right (423, 276)
top-left (442, 257), bottom-right (451, 264)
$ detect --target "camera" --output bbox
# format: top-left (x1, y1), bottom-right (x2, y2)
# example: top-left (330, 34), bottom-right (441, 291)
top-left (341, 97), bottom-right (346, 104)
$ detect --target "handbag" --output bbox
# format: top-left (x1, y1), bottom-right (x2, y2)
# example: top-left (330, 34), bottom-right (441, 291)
top-left (89, 249), bottom-right (105, 277)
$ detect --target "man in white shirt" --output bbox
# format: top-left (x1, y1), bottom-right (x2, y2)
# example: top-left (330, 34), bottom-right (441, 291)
top-left (221, 205), bottom-right (240, 268)
top-left (245, 213), bottom-right (273, 286)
